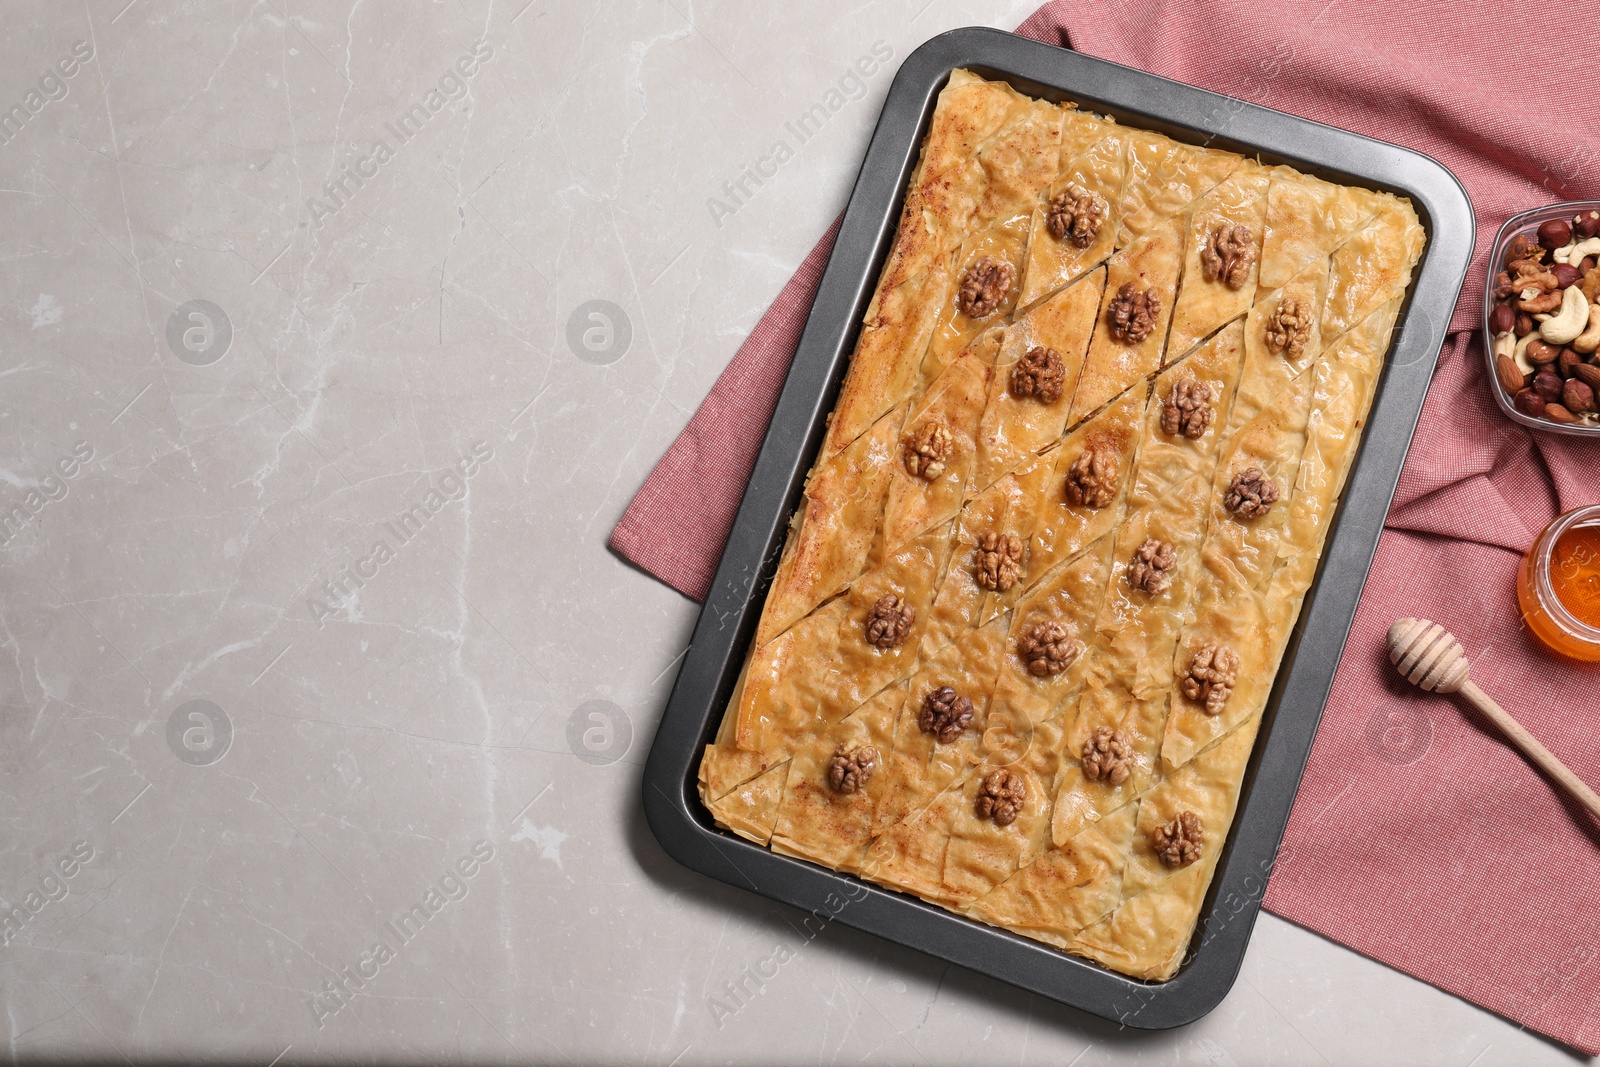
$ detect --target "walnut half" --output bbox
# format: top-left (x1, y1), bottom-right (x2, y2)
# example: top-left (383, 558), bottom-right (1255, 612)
top-left (918, 686), bottom-right (973, 744)
top-left (1224, 467), bottom-right (1279, 520)
top-left (1107, 282), bottom-right (1160, 344)
top-left (1181, 643), bottom-right (1239, 715)
top-left (1018, 620), bottom-right (1076, 678)
top-left (827, 746), bottom-right (879, 795)
top-left (1128, 538), bottom-right (1177, 595)
top-left (1265, 293), bottom-right (1312, 359)
top-left (904, 422), bottom-right (952, 480)
top-left (1161, 377), bottom-right (1213, 440)
top-left (1200, 223), bottom-right (1256, 290)
top-left (1152, 811), bottom-right (1204, 868)
top-left (976, 531), bottom-right (1024, 592)
top-left (832, 748), bottom-right (883, 796)
top-left (957, 255), bottom-right (1013, 319)
top-left (1065, 447), bottom-right (1117, 509)
top-left (1081, 726), bottom-right (1133, 786)
top-left (864, 593), bottom-right (915, 650)
top-left (1010, 345), bottom-right (1066, 404)
top-left (1045, 182), bottom-right (1108, 249)
top-left (976, 768), bottom-right (1027, 826)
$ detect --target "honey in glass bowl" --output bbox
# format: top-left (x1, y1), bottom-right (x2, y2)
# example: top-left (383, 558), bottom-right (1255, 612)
top-left (1518, 504), bottom-right (1600, 662)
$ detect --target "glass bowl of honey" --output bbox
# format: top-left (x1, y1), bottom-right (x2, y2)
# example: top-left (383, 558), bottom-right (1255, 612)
top-left (1518, 504), bottom-right (1600, 661)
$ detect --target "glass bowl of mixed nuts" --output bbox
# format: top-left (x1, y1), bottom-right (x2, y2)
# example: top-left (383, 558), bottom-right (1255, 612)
top-left (1484, 200), bottom-right (1600, 435)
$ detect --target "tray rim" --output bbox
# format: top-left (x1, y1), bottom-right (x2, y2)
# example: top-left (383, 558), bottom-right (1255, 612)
top-left (641, 25), bottom-right (1474, 1030)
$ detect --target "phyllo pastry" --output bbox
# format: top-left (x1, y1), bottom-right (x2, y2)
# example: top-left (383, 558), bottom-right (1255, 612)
top-left (700, 72), bottom-right (1425, 982)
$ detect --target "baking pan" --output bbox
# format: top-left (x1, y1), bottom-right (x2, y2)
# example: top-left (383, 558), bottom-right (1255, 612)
top-left (643, 26), bottom-right (1473, 1029)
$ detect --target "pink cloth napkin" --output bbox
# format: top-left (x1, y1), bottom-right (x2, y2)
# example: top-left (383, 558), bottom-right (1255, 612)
top-left (611, 1), bottom-right (1600, 1049)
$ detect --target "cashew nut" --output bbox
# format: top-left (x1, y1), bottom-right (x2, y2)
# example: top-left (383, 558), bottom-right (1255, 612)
top-left (1573, 303), bottom-right (1600, 355)
top-left (1514, 330), bottom-right (1541, 374)
top-left (1541, 285), bottom-right (1590, 344)
top-left (1562, 237), bottom-right (1600, 265)
top-left (1499, 330), bottom-right (1534, 374)
top-left (1555, 241), bottom-right (1578, 264)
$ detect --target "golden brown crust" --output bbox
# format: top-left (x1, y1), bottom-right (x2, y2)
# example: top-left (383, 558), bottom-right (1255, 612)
top-left (974, 267), bottom-right (1106, 490)
top-left (702, 72), bottom-right (1425, 983)
top-left (756, 408), bottom-right (903, 646)
top-left (1117, 130), bottom-right (1242, 247)
top-left (1018, 130), bottom-right (1126, 309)
top-left (1166, 161), bottom-right (1271, 360)
top-left (1067, 217), bottom-right (1185, 424)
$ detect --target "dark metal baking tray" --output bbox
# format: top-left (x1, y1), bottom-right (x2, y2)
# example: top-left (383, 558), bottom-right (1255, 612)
top-left (642, 26), bottom-right (1473, 1029)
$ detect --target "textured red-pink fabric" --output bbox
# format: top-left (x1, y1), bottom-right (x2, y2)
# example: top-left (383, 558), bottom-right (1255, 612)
top-left (610, 2), bottom-right (1600, 1048)
top-left (610, 216), bottom-right (838, 592)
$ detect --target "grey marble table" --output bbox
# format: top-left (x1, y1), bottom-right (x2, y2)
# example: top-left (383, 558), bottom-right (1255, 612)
top-left (0, 1), bottom-right (1581, 1063)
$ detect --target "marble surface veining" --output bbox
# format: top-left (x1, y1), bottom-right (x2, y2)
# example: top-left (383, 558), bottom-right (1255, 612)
top-left (0, 1), bottom-right (1577, 1063)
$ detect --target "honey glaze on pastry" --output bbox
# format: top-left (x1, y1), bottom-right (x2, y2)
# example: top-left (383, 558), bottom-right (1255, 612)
top-left (700, 72), bottom-right (1426, 982)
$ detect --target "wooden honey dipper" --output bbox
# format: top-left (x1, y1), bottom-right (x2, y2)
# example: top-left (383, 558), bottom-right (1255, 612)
top-left (1387, 618), bottom-right (1600, 821)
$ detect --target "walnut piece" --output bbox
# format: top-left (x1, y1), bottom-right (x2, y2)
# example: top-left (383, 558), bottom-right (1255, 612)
top-left (1495, 258), bottom-right (1558, 302)
top-left (1152, 811), bottom-right (1204, 868)
top-left (1018, 620), bottom-right (1076, 677)
top-left (957, 255), bottom-right (1013, 318)
top-left (1265, 294), bottom-right (1312, 359)
top-left (904, 422), bottom-right (953, 480)
top-left (1200, 224), bottom-right (1256, 290)
top-left (918, 686), bottom-right (973, 744)
top-left (1081, 726), bottom-right (1133, 786)
top-left (1160, 377), bottom-right (1213, 440)
top-left (1181, 643), bottom-right (1239, 715)
top-left (864, 593), bottom-right (915, 650)
top-left (1107, 282), bottom-right (1161, 344)
top-left (976, 531), bottom-right (1024, 592)
top-left (1064, 447), bottom-right (1118, 510)
top-left (1503, 259), bottom-right (1562, 312)
top-left (976, 768), bottom-right (1027, 826)
top-left (1128, 538), bottom-right (1177, 594)
top-left (827, 746), bottom-right (878, 795)
top-left (1509, 257), bottom-right (1558, 290)
top-left (1010, 345), bottom-right (1066, 404)
top-left (1224, 467), bottom-right (1280, 519)
top-left (1045, 182), bottom-right (1108, 248)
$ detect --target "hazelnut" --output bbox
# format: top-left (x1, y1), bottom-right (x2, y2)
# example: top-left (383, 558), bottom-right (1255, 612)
top-left (1506, 234), bottom-right (1542, 267)
top-left (1533, 369), bottom-right (1565, 402)
top-left (1545, 402), bottom-right (1577, 424)
top-left (1517, 312), bottom-right (1535, 336)
top-left (1559, 348), bottom-right (1584, 379)
top-left (1495, 353), bottom-right (1527, 395)
top-left (1539, 219), bottom-right (1573, 250)
top-left (1526, 339), bottom-right (1561, 365)
top-left (1514, 389), bottom-right (1547, 417)
top-left (1576, 210), bottom-right (1600, 241)
top-left (1491, 301), bottom-right (1516, 335)
top-left (1554, 263), bottom-right (1581, 289)
top-left (1563, 378), bottom-right (1596, 413)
